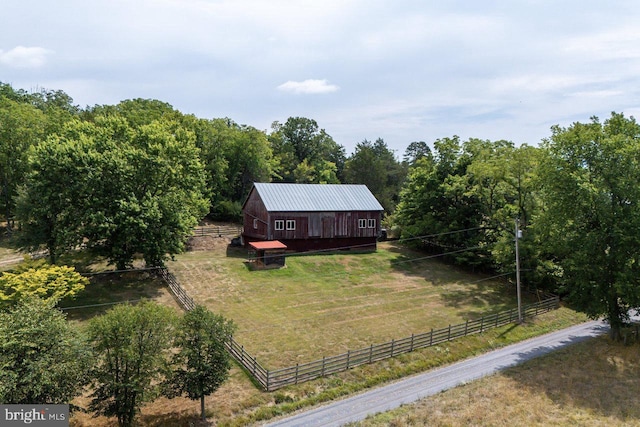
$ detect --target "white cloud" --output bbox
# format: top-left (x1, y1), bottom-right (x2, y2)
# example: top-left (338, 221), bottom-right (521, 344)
top-left (277, 79), bottom-right (339, 95)
top-left (0, 46), bottom-right (53, 68)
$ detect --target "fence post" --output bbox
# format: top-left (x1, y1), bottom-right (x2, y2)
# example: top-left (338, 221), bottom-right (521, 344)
top-left (322, 357), bottom-right (326, 377)
top-left (295, 364), bottom-right (299, 384)
top-left (430, 328), bottom-right (433, 346)
top-left (480, 316), bottom-right (484, 333)
top-left (495, 312), bottom-right (499, 327)
top-left (346, 350), bottom-right (351, 369)
top-left (266, 369), bottom-right (270, 391)
top-left (391, 339), bottom-right (395, 357)
top-left (410, 334), bottom-right (414, 352)
top-left (369, 344), bottom-right (373, 363)
top-left (447, 324), bottom-right (451, 341)
top-left (464, 320), bottom-right (468, 336)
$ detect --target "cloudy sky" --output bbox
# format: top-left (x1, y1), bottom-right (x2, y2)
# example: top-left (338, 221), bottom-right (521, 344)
top-left (2, 0), bottom-right (639, 155)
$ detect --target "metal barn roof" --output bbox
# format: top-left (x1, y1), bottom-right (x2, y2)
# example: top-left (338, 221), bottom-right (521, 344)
top-left (252, 183), bottom-right (384, 212)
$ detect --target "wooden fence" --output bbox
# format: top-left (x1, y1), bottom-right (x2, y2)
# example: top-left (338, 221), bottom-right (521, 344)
top-left (192, 224), bottom-right (242, 238)
top-left (156, 267), bottom-right (196, 311)
top-left (259, 293), bottom-right (559, 390)
top-left (155, 267), bottom-right (560, 391)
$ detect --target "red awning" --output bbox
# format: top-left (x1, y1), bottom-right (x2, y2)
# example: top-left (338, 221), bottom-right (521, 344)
top-left (249, 240), bottom-right (288, 250)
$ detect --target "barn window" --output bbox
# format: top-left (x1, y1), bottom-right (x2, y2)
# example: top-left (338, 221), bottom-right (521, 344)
top-left (275, 220), bottom-right (284, 230)
top-left (253, 218), bottom-right (258, 229)
top-left (368, 219), bottom-right (376, 228)
top-left (358, 219), bottom-right (367, 228)
top-left (286, 220), bottom-right (296, 230)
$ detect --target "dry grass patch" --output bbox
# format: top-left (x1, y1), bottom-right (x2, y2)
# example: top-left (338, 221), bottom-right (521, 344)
top-left (354, 336), bottom-right (640, 427)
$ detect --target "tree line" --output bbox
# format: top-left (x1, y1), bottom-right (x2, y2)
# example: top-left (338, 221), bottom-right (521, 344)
top-left (2, 81), bottom-right (640, 337)
top-left (394, 115), bottom-right (640, 339)
top-left (0, 83), bottom-right (406, 269)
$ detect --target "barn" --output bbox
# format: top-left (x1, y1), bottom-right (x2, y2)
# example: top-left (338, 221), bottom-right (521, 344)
top-left (242, 183), bottom-right (384, 252)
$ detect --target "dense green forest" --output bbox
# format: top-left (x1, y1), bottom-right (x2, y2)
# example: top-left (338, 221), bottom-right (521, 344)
top-left (1, 82), bottom-right (640, 336)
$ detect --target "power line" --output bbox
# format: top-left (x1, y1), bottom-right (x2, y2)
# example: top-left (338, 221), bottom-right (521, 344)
top-left (251, 225), bottom-right (487, 261)
top-left (59, 299), bottom-right (143, 311)
top-left (390, 246), bottom-right (483, 265)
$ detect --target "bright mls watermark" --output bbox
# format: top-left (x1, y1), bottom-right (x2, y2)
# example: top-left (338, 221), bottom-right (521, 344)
top-left (1, 405), bottom-right (68, 426)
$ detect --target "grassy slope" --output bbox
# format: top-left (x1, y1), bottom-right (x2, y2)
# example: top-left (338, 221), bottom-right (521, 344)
top-left (167, 241), bottom-right (534, 367)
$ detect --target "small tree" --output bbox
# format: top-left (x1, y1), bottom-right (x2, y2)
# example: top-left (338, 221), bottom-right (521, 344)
top-left (0, 297), bottom-right (92, 404)
top-left (0, 263), bottom-right (87, 306)
top-left (88, 301), bottom-right (176, 427)
top-left (166, 305), bottom-right (236, 420)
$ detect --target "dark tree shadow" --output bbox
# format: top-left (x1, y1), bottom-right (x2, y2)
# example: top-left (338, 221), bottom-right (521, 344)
top-left (500, 329), bottom-right (640, 422)
top-left (385, 242), bottom-right (531, 319)
top-left (58, 270), bottom-right (166, 321)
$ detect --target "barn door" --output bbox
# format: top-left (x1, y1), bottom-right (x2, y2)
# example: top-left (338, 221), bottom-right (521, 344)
top-left (322, 216), bottom-right (335, 238)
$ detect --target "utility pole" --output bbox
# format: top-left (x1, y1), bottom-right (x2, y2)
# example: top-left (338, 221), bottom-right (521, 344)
top-left (515, 217), bottom-right (523, 323)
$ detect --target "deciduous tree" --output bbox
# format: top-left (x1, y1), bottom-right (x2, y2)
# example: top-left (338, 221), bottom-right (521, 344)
top-left (88, 301), bottom-right (176, 427)
top-left (345, 138), bottom-right (405, 212)
top-left (16, 115), bottom-right (209, 268)
top-left (0, 297), bottom-right (92, 404)
top-left (166, 305), bottom-right (236, 420)
top-left (536, 113), bottom-right (640, 338)
top-left (0, 263), bottom-right (87, 306)
top-left (270, 117), bottom-right (345, 183)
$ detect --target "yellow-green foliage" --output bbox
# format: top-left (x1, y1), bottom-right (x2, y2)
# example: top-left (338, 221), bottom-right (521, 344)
top-left (0, 264), bottom-right (88, 304)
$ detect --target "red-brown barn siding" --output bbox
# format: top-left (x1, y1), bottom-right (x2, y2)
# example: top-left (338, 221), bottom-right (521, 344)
top-left (242, 190), bottom-right (269, 240)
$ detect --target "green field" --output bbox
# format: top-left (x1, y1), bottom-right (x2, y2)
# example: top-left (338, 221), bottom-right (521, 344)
top-left (167, 241), bottom-right (535, 368)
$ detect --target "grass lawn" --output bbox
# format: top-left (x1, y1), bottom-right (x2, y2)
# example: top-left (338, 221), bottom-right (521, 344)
top-left (167, 240), bottom-right (537, 368)
top-left (353, 335), bottom-right (640, 427)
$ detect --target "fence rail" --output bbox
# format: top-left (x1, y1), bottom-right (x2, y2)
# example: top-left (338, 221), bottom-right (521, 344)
top-left (156, 267), bottom-right (196, 311)
top-left (156, 266), bottom-right (560, 391)
top-left (192, 225), bottom-right (242, 238)
top-left (261, 293), bottom-right (559, 390)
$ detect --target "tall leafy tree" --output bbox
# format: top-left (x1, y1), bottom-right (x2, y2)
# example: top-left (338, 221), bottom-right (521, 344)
top-left (83, 98), bottom-right (178, 128)
top-left (344, 138), bottom-right (405, 213)
top-left (166, 305), bottom-right (236, 421)
top-left (270, 117), bottom-right (345, 183)
top-left (0, 97), bottom-right (45, 229)
top-left (396, 136), bottom-right (484, 262)
top-left (0, 297), bottom-right (92, 404)
top-left (403, 140), bottom-right (432, 166)
top-left (15, 133), bottom-right (92, 264)
top-left (535, 113), bottom-right (640, 338)
top-left (88, 301), bottom-right (176, 427)
top-left (17, 115), bottom-right (209, 268)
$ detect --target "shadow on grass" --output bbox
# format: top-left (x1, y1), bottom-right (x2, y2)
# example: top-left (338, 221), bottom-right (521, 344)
top-left (59, 270), bottom-right (166, 322)
top-left (226, 245), bottom-right (249, 259)
top-left (384, 242), bottom-right (527, 319)
top-left (503, 332), bottom-right (640, 423)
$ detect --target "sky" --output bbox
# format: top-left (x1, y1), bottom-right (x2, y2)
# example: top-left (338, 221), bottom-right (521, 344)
top-left (2, 0), bottom-right (640, 156)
